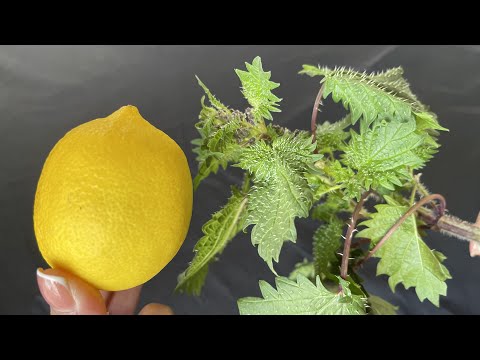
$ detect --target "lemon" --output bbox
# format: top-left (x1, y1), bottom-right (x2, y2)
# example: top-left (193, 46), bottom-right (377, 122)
top-left (34, 105), bottom-right (193, 291)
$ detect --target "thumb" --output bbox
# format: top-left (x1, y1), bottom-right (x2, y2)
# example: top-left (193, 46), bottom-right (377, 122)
top-left (37, 268), bottom-right (107, 315)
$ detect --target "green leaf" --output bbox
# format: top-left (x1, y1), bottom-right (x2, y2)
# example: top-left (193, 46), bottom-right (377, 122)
top-left (176, 265), bottom-right (209, 296)
top-left (315, 115), bottom-right (350, 154)
top-left (193, 157), bottom-right (222, 191)
top-left (357, 196), bottom-right (451, 306)
top-left (235, 56), bottom-right (282, 121)
top-left (342, 116), bottom-right (425, 198)
top-left (370, 68), bottom-right (427, 109)
top-left (300, 65), bottom-right (426, 128)
top-left (368, 295), bottom-right (398, 315)
top-left (245, 178), bottom-right (308, 273)
top-left (194, 96), bottom-right (221, 141)
top-left (238, 133), bottom-right (322, 272)
top-left (313, 217), bottom-right (344, 276)
top-left (322, 160), bottom-right (364, 201)
top-left (192, 101), bottom-right (246, 190)
top-left (305, 173), bottom-right (343, 203)
top-left (412, 112), bottom-right (448, 166)
top-left (415, 112), bottom-right (448, 133)
top-left (238, 132), bottom-right (322, 179)
top-left (288, 259), bottom-right (315, 281)
top-left (238, 275), bottom-right (367, 315)
top-left (176, 187), bottom-right (248, 295)
top-left (196, 76), bottom-right (229, 111)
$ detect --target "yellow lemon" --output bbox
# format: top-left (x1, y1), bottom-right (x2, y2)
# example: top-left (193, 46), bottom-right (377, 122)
top-left (34, 105), bottom-right (193, 291)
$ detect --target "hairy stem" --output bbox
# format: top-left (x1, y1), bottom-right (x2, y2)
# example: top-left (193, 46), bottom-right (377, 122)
top-left (415, 176), bottom-right (431, 198)
top-left (360, 194), bottom-right (446, 264)
top-left (311, 83), bottom-right (325, 144)
top-left (434, 213), bottom-right (480, 244)
top-left (340, 191), bottom-right (371, 279)
top-left (416, 205), bottom-right (480, 243)
top-left (409, 182), bottom-right (417, 205)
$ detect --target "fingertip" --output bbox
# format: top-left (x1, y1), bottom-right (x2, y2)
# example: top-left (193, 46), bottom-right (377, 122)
top-left (37, 268), bottom-right (76, 314)
top-left (37, 267), bottom-right (107, 315)
top-left (139, 303), bottom-right (174, 315)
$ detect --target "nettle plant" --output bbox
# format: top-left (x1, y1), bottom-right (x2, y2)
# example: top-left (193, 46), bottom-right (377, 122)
top-left (176, 57), bottom-right (480, 315)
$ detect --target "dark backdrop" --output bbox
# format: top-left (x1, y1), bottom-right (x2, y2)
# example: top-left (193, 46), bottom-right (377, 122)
top-left (0, 45), bottom-right (479, 315)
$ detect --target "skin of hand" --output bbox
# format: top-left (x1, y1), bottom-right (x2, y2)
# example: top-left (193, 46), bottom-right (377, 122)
top-left (37, 268), bottom-right (173, 315)
top-left (469, 212), bottom-right (480, 257)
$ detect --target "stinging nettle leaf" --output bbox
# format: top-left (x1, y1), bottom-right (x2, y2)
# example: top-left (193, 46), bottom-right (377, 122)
top-left (313, 217), bottom-right (344, 277)
top-left (306, 173), bottom-right (345, 203)
top-left (342, 116), bottom-right (426, 198)
top-left (357, 196), bottom-right (451, 306)
top-left (415, 112), bottom-right (448, 133)
top-left (315, 115), bottom-right (351, 154)
top-left (238, 275), bottom-right (367, 315)
top-left (235, 56), bottom-right (282, 121)
top-left (300, 65), bottom-right (427, 128)
top-left (192, 97), bottom-right (246, 190)
top-left (193, 158), bottom-right (221, 191)
top-left (176, 187), bottom-right (248, 295)
top-left (175, 265), bottom-right (209, 297)
top-left (317, 160), bottom-right (364, 201)
top-left (288, 259), bottom-right (315, 281)
top-left (238, 133), bottom-right (322, 273)
top-left (368, 295), bottom-right (399, 315)
top-left (196, 76), bottom-right (229, 111)
top-left (412, 112), bottom-right (448, 166)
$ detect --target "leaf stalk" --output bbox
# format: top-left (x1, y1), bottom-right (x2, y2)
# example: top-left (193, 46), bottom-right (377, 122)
top-left (340, 191), bottom-right (371, 279)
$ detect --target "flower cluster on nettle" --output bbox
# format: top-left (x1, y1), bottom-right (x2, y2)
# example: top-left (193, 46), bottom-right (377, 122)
top-left (176, 56), bottom-right (480, 315)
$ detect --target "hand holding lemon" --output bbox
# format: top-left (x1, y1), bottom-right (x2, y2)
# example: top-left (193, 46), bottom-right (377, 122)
top-left (34, 106), bottom-right (193, 314)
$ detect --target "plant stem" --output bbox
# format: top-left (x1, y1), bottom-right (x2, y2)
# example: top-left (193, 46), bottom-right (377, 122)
top-left (409, 182), bottom-right (417, 205)
top-left (415, 177), bottom-right (431, 197)
top-left (434, 213), bottom-right (480, 244)
top-left (359, 194), bottom-right (446, 264)
top-left (311, 83), bottom-right (325, 145)
top-left (340, 191), bottom-right (370, 279)
top-left (415, 205), bottom-right (480, 244)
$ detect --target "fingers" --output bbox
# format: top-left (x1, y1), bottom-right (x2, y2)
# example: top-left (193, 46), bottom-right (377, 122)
top-left (139, 303), bottom-right (174, 315)
top-left (37, 268), bottom-right (172, 315)
top-left (469, 212), bottom-right (480, 257)
top-left (37, 268), bottom-right (107, 315)
top-left (106, 286), bottom-right (143, 315)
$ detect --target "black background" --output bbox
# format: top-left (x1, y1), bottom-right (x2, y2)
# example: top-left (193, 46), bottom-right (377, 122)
top-left (1, 45), bottom-right (479, 315)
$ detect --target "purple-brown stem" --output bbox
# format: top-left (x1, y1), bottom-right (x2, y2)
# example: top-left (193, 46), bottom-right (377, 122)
top-left (311, 83), bottom-right (325, 145)
top-left (434, 212), bottom-right (480, 244)
top-left (340, 191), bottom-right (371, 279)
top-left (359, 194), bottom-right (446, 265)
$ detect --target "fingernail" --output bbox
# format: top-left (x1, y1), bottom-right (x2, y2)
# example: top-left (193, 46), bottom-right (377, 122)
top-left (37, 268), bottom-right (75, 312)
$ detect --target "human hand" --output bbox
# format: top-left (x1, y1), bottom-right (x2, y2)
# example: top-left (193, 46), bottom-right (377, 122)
top-left (37, 268), bottom-right (173, 315)
top-left (469, 212), bottom-right (480, 257)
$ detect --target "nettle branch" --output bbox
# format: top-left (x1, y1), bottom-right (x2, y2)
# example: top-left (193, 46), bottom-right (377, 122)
top-left (310, 83), bottom-right (325, 145)
top-left (340, 190), bottom-right (370, 279)
top-left (356, 194), bottom-right (445, 268)
top-left (178, 57), bottom-right (479, 315)
top-left (310, 84), bottom-right (480, 277)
